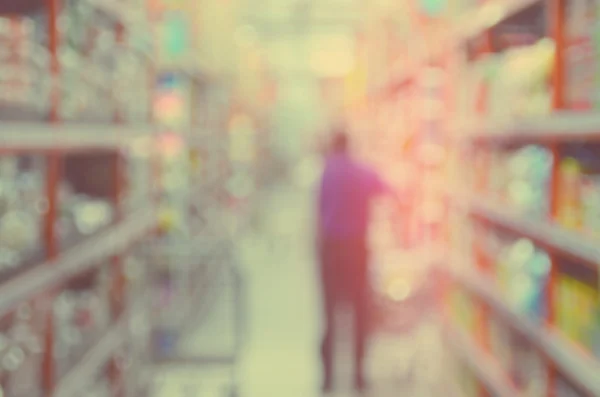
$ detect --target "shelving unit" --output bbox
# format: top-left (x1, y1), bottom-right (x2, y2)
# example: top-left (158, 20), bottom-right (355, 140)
top-left (0, 0), bottom-right (163, 395)
top-left (450, 267), bottom-right (600, 396)
top-left (444, 318), bottom-right (522, 397)
top-left (373, 0), bottom-right (600, 393)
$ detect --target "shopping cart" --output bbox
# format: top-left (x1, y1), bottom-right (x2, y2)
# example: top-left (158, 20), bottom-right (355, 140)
top-left (367, 251), bottom-right (443, 392)
top-left (146, 236), bottom-right (246, 397)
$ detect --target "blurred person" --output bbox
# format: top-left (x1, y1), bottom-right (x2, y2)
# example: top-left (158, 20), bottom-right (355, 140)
top-left (317, 127), bottom-right (397, 393)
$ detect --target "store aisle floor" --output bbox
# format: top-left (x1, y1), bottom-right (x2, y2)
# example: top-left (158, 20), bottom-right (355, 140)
top-left (152, 165), bottom-right (453, 397)
top-left (233, 176), bottom-right (322, 396)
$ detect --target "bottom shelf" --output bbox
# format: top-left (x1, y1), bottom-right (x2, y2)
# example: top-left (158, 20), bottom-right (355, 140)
top-left (443, 318), bottom-right (521, 397)
top-left (450, 267), bottom-right (600, 397)
top-left (54, 315), bottom-right (127, 397)
top-left (54, 293), bottom-right (150, 397)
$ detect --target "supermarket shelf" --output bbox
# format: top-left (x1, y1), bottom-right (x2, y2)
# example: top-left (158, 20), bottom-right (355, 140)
top-left (85, 0), bottom-right (148, 26)
top-left (0, 205), bottom-right (156, 317)
top-left (469, 196), bottom-right (600, 267)
top-left (54, 292), bottom-right (151, 397)
top-left (390, 0), bottom-right (543, 86)
top-left (54, 315), bottom-right (127, 397)
top-left (451, 268), bottom-right (600, 397)
top-left (456, 0), bottom-right (543, 41)
top-left (444, 318), bottom-right (521, 397)
top-left (463, 113), bottom-right (600, 144)
top-left (0, 122), bottom-right (156, 152)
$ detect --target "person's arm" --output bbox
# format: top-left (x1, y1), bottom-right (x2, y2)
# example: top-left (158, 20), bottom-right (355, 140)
top-left (365, 167), bottom-right (406, 207)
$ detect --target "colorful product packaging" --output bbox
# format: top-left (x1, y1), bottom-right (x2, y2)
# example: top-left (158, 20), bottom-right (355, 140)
top-left (497, 234), bottom-right (550, 322)
top-left (565, 0), bottom-right (597, 110)
top-left (581, 174), bottom-right (600, 238)
top-left (510, 334), bottom-right (547, 397)
top-left (557, 157), bottom-right (583, 231)
top-left (555, 259), bottom-right (599, 350)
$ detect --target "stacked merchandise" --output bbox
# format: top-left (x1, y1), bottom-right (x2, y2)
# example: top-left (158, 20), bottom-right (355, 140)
top-left (435, 0), bottom-right (600, 396)
top-left (0, 1), bottom-right (158, 396)
top-left (0, 302), bottom-right (46, 397)
top-left (0, 0), bottom-right (151, 122)
top-left (0, 15), bottom-right (49, 119)
top-left (57, 0), bottom-right (117, 122)
top-left (58, 0), bottom-right (151, 123)
top-left (464, 38), bottom-right (554, 128)
top-left (0, 156), bottom-right (45, 279)
top-left (372, 0), bottom-right (600, 394)
top-left (0, 154), bottom-right (118, 281)
top-left (53, 268), bottom-right (112, 382)
top-left (472, 145), bottom-right (553, 218)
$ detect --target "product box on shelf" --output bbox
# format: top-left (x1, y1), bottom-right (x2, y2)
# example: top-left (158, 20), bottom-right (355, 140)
top-left (0, 16), bottom-right (49, 119)
top-left (493, 145), bottom-right (552, 219)
top-left (465, 35), bottom-right (554, 126)
top-left (556, 157), bottom-right (583, 230)
top-left (510, 333), bottom-right (548, 397)
top-left (557, 144), bottom-right (600, 237)
top-left (124, 151), bottom-right (153, 213)
top-left (554, 258), bottom-right (599, 352)
top-left (565, 0), bottom-right (598, 110)
top-left (0, 301), bottom-right (46, 397)
top-left (493, 230), bottom-right (550, 322)
top-left (581, 173), bottom-right (600, 238)
top-left (54, 266), bottom-right (112, 383)
top-left (0, 155), bottom-right (45, 282)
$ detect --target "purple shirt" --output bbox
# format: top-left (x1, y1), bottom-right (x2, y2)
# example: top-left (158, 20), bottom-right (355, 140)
top-left (318, 154), bottom-right (389, 241)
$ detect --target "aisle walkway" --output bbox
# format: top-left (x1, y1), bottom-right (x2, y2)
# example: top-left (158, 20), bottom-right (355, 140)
top-left (152, 162), bottom-right (453, 397)
top-left (236, 181), bottom-right (322, 396)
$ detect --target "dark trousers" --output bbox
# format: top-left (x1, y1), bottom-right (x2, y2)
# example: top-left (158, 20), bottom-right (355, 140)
top-left (319, 239), bottom-right (370, 387)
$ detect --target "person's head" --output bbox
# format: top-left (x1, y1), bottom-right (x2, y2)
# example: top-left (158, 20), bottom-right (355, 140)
top-left (330, 130), bottom-right (349, 154)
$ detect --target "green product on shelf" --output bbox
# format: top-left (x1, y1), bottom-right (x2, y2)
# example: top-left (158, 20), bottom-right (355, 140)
top-left (498, 235), bottom-right (550, 321)
top-left (504, 145), bottom-right (552, 219)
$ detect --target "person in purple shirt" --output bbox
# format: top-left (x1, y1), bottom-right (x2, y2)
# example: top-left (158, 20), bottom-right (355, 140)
top-left (317, 129), bottom-right (396, 393)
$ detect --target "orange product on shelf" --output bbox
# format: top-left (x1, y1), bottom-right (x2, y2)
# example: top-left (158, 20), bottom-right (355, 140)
top-left (556, 157), bottom-right (582, 231)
